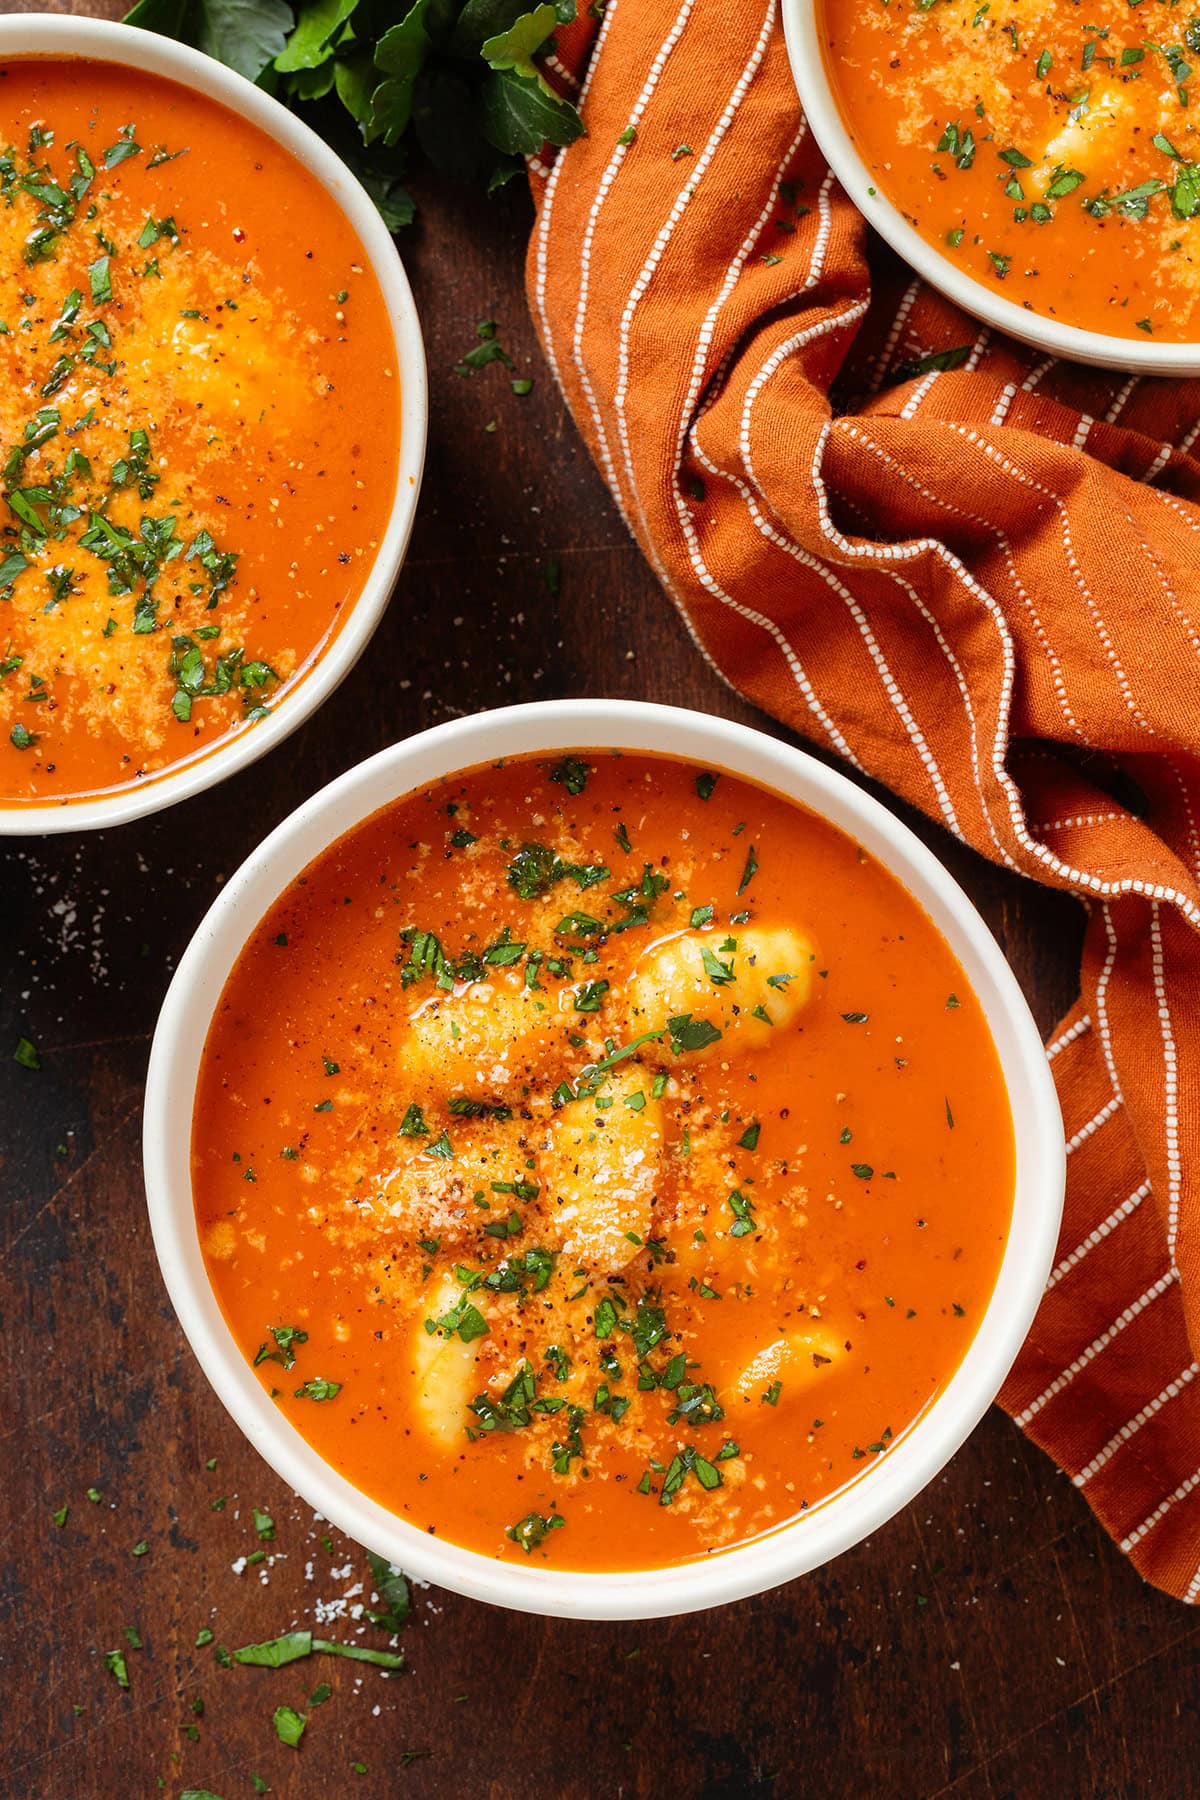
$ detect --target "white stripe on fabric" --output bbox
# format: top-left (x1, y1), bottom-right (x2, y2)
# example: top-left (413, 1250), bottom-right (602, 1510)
top-left (1016, 1267), bottom-right (1179, 1427)
top-left (583, 3), bottom-right (870, 752)
top-left (1047, 1015), bottom-right (1091, 1061)
top-left (1126, 512), bottom-right (1200, 670)
top-left (899, 326), bottom-right (990, 420)
top-left (1075, 1362), bottom-right (1199, 1488)
top-left (864, 278), bottom-right (922, 395)
top-left (665, 127), bottom-right (811, 512)
top-left (612, 0), bottom-right (777, 548)
top-left (666, 125), bottom-right (809, 482)
top-left (1034, 812), bottom-right (1127, 834)
top-left (728, 412), bottom-right (964, 835)
top-left (654, 144), bottom-right (876, 768)
top-left (1044, 1181), bottom-right (1151, 1291)
top-left (530, 0), bottom-right (624, 393)
top-left (1143, 442), bottom-right (1175, 482)
top-left (1104, 377), bottom-right (1140, 425)
top-left (1064, 1095), bottom-right (1123, 1156)
top-left (990, 382), bottom-right (1018, 427)
top-left (1150, 903), bottom-right (1183, 1261)
top-left (1164, 757), bottom-right (1200, 884)
top-left (1122, 1461), bottom-right (1200, 1553)
top-left (809, 429), bottom-right (1200, 925)
top-left (684, 316), bottom-right (872, 769)
top-left (705, 430), bottom-right (964, 824)
top-left (833, 423), bottom-right (1086, 742)
top-left (533, 0), bottom-right (758, 693)
top-left (882, 572), bottom-right (1009, 863)
top-left (936, 424), bottom-right (1155, 735)
top-left (804, 487), bottom-right (1012, 864)
top-left (568, 0), bottom-right (697, 521)
top-left (679, 168), bottom-right (846, 440)
top-left (542, 51), bottom-right (581, 90)
top-left (898, 368), bottom-right (941, 421)
top-left (1094, 904), bottom-right (1125, 1103)
top-left (1021, 357), bottom-right (1058, 393)
top-left (808, 425), bottom-right (1029, 871)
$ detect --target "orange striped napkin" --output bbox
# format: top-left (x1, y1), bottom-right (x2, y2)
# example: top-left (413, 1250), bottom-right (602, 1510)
top-left (527, 0), bottom-right (1200, 1603)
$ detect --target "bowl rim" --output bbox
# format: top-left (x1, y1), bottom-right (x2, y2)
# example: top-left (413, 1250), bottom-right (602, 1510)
top-left (780, 0), bottom-right (1200, 375)
top-left (143, 698), bottom-right (1065, 1620)
top-left (0, 13), bottom-right (427, 836)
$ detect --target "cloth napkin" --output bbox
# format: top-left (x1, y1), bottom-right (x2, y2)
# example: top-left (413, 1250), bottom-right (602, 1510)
top-left (526, 0), bottom-right (1200, 1603)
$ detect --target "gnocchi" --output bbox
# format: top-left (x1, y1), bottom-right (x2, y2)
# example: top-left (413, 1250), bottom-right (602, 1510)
top-left (410, 1274), bottom-right (484, 1446)
top-left (728, 1323), bottom-right (847, 1403)
top-left (540, 1070), bottom-right (665, 1270)
top-left (624, 925), bottom-right (818, 1055)
top-left (399, 977), bottom-right (558, 1096)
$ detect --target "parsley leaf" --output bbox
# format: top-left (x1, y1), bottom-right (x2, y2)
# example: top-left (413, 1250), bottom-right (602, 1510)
top-left (506, 1510), bottom-right (565, 1553)
top-left (125, 0), bottom-right (583, 218)
top-left (272, 1703), bottom-right (307, 1748)
top-left (668, 1014), bottom-right (722, 1054)
top-left (549, 755), bottom-right (590, 796)
top-left (365, 1551), bottom-right (410, 1633)
top-left (293, 1378), bottom-right (341, 1401)
top-left (126, 0), bottom-right (293, 82)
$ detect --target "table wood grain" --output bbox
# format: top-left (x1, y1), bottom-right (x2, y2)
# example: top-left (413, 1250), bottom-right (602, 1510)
top-left (2, 6), bottom-right (1198, 1793)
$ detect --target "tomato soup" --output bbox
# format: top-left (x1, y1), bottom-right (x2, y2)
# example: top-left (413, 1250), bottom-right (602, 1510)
top-left (821, 0), bottom-right (1200, 341)
top-left (192, 753), bottom-right (1014, 1571)
top-left (0, 59), bottom-right (400, 805)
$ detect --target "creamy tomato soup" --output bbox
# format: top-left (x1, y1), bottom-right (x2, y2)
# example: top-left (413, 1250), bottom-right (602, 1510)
top-left (0, 59), bottom-right (400, 805)
top-left (193, 753), bottom-right (1014, 1571)
top-left (821, 0), bottom-right (1200, 340)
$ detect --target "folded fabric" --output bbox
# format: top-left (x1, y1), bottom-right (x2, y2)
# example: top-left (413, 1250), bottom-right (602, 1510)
top-left (526, 0), bottom-right (1200, 1603)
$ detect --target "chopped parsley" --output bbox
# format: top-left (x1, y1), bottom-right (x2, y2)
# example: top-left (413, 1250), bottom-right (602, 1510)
top-left (549, 756), bottom-right (590, 796)
top-left (254, 1325), bottom-right (308, 1371)
top-left (667, 1013), bottom-right (722, 1054)
top-left (574, 978), bottom-right (610, 1012)
top-left (726, 1189), bottom-right (757, 1237)
top-left (104, 1649), bottom-right (129, 1689)
top-left (293, 1378), bottom-right (341, 1402)
top-left (506, 1510), bottom-right (565, 1553)
top-left (273, 1704), bottom-right (307, 1748)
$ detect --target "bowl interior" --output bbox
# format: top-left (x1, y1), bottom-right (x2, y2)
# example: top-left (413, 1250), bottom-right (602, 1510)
top-left (0, 15), bottom-right (427, 835)
top-left (143, 699), bottom-right (1064, 1620)
top-left (780, 0), bottom-right (1200, 375)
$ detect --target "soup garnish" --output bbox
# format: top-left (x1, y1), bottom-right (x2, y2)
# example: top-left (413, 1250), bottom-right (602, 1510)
top-left (193, 753), bottom-right (1014, 1569)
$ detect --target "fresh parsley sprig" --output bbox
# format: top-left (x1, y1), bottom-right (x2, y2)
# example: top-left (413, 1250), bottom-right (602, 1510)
top-left (123, 0), bottom-right (586, 225)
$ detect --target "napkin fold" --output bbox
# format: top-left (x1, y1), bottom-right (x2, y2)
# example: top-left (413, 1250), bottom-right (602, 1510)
top-left (527, 0), bottom-right (1200, 1602)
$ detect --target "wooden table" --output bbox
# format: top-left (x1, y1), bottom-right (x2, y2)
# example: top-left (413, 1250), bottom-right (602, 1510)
top-left (3, 8), bottom-right (1198, 1793)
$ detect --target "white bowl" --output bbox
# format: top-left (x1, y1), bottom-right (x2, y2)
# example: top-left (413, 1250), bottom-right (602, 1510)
top-left (781, 0), bottom-right (1200, 375)
top-left (0, 14), bottom-right (427, 835)
top-left (144, 700), bottom-right (1065, 1619)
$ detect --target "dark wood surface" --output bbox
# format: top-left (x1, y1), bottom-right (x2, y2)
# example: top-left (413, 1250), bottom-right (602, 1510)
top-left (3, 7), bottom-right (1199, 1795)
